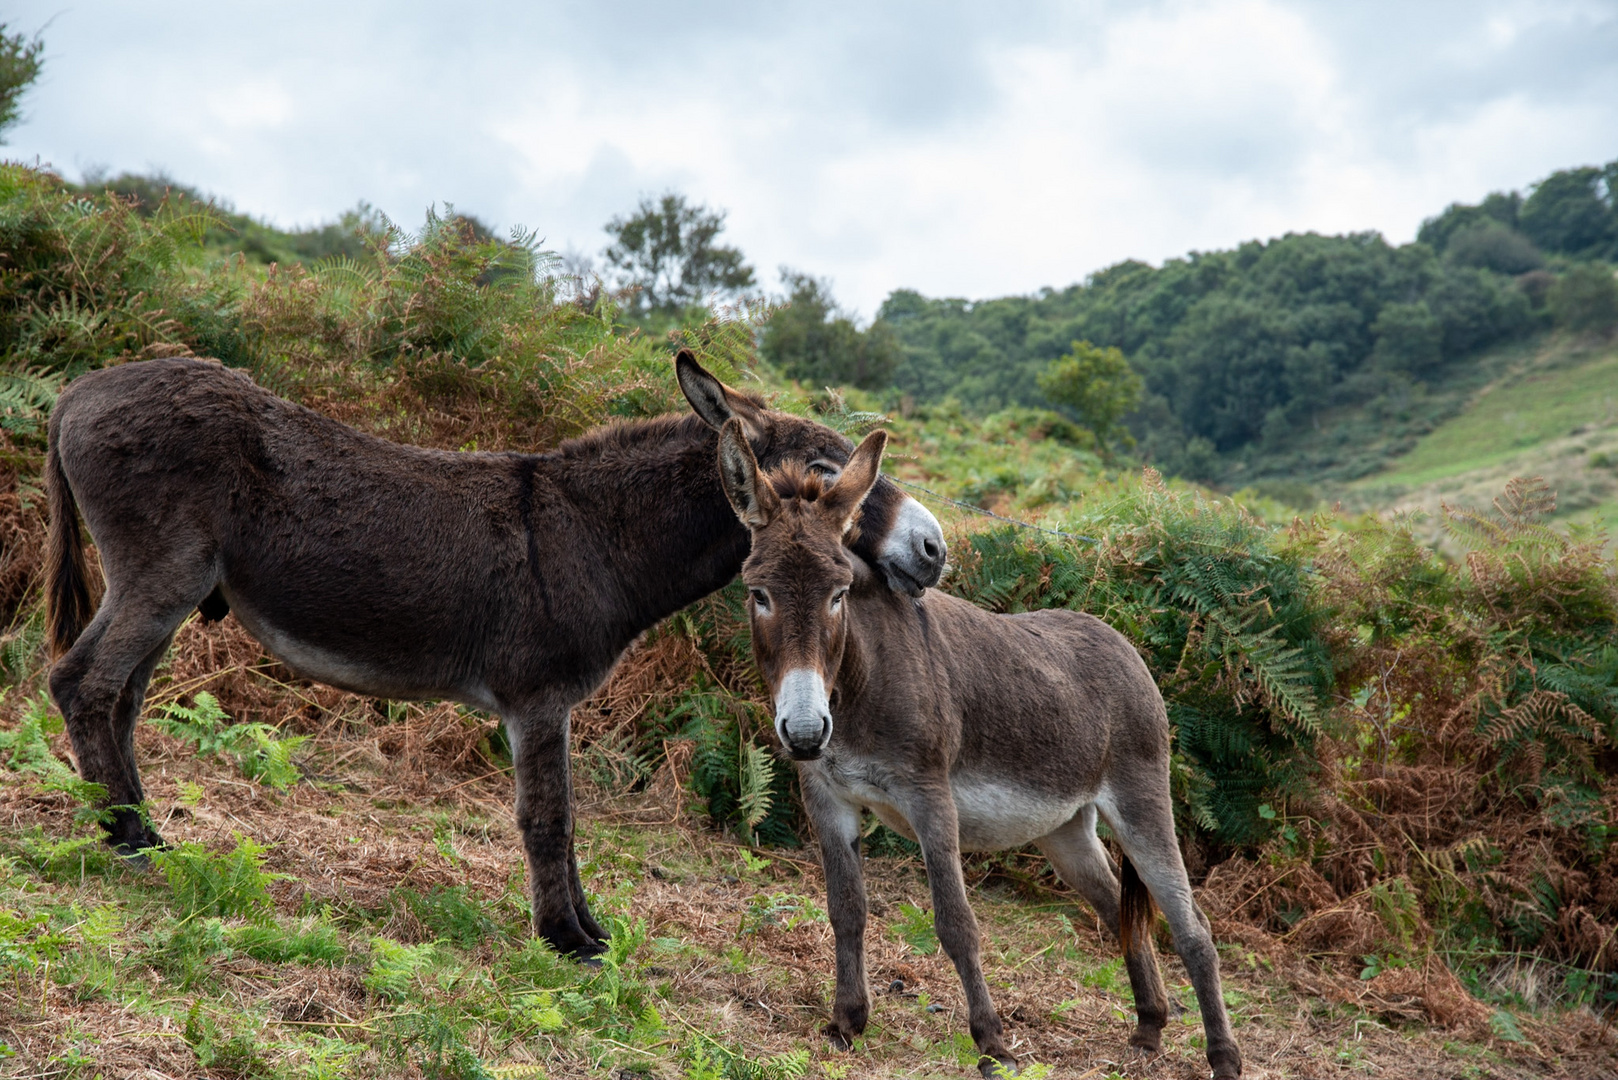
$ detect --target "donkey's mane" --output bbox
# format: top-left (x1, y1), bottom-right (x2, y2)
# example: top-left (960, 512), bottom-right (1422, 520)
top-left (549, 409), bottom-right (704, 460)
top-left (549, 385), bottom-right (771, 460)
top-left (764, 461), bottom-right (832, 502)
top-left (760, 462), bottom-right (866, 546)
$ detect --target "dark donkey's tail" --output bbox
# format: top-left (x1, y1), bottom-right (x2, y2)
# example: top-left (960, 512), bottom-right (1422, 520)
top-left (1119, 852), bottom-right (1158, 954)
top-left (46, 441), bottom-right (94, 659)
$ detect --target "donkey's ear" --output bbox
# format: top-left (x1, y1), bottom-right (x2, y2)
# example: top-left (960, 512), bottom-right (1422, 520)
top-left (822, 429), bottom-right (887, 534)
top-left (677, 350), bottom-right (764, 437)
top-left (718, 418), bottom-right (780, 529)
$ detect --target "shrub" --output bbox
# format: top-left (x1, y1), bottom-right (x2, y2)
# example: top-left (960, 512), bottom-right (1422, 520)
top-left (950, 472), bottom-right (1333, 845)
top-left (1315, 478), bottom-right (1618, 968)
top-left (1444, 220), bottom-right (1543, 274)
top-left (1548, 263), bottom-right (1618, 336)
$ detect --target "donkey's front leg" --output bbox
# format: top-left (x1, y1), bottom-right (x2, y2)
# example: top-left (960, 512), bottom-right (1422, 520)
top-left (508, 704), bottom-right (604, 961)
top-left (910, 787), bottom-right (1015, 1078)
top-left (804, 775), bottom-right (869, 1048)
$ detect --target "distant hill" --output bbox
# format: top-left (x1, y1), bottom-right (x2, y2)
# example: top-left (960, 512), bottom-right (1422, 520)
top-left (68, 171), bottom-right (413, 266)
top-left (1344, 335), bottom-right (1618, 534)
top-left (72, 160), bottom-right (1618, 507)
top-left (872, 158), bottom-right (1618, 490)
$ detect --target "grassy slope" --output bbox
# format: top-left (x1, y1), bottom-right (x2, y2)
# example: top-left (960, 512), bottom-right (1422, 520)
top-left (0, 628), bottom-right (1581, 1080)
top-left (1345, 336), bottom-right (1618, 533)
top-left (3, 170), bottom-right (1615, 1075)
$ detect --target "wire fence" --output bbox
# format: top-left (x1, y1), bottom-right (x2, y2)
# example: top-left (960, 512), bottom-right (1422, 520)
top-left (886, 476), bottom-right (1099, 545)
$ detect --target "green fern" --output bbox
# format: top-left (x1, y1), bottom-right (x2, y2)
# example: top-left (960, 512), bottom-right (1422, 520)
top-left (0, 608), bottom-right (46, 687)
top-left (0, 364), bottom-right (62, 433)
top-left (950, 482), bottom-right (1335, 843)
top-left (736, 742), bottom-right (776, 837)
top-left (679, 687), bottom-right (799, 846)
top-left (154, 692), bottom-right (308, 790)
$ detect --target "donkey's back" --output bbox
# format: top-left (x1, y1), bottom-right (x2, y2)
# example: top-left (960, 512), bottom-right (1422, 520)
top-left (50, 358), bottom-right (560, 705)
top-left (842, 588), bottom-right (1170, 851)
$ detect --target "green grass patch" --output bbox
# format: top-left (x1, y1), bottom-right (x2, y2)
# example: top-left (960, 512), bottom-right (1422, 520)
top-left (229, 915), bottom-right (346, 965)
top-left (1372, 345), bottom-right (1618, 486)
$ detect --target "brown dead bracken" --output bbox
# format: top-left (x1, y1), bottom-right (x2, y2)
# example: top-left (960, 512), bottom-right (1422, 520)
top-left (715, 423), bottom-right (1242, 1079)
top-left (41, 352), bottom-right (946, 960)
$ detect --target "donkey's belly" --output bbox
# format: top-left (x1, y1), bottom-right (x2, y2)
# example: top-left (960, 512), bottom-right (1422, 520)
top-left (951, 776), bottom-right (1086, 852)
top-left (822, 758), bottom-right (1085, 853)
top-left (224, 593), bottom-right (499, 711)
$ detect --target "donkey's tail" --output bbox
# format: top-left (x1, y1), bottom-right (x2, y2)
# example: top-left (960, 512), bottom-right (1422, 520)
top-left (1119, 852), bottom-right (1158, 954)
top-left (45, 441), bottom-right (94, 659)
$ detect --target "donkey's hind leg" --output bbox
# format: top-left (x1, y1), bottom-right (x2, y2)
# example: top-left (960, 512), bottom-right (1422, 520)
top-left (1037, 804), bottom-right (1170, 1053)
top-left (103, 629), bottom-right (180, 856)
top-left (1099, 787), bottom-right (1242, 1079)
top-left (50, 594), bottom-right (201, 857)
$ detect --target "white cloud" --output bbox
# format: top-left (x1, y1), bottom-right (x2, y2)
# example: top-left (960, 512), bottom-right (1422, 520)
top-left (4, 0), bottom-right (1614, 314)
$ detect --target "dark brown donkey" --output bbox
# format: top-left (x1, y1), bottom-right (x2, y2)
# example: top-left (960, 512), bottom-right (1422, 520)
top-left (715, 421), bottom-right (1242, 1079)
top-left (43, 352), bottom-right (945, 960)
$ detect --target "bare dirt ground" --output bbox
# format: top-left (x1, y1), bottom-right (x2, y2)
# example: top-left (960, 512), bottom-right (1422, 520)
top-left (2, 617), bottom-right (1616, 1079)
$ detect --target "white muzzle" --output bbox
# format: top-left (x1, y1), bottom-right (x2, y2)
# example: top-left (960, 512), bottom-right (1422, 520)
top-left (774, 667), bottom-right (833, 760)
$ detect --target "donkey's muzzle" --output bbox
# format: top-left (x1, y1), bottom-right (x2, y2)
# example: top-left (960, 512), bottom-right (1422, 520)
top-left (878, 499), bottom-right (946, 595)
top-left (783, 718), bottom-right (831, 761)
top-left (775, 668), bottom-right (834, 760)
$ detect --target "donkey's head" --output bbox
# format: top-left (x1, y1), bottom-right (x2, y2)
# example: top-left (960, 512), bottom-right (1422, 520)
top-left (717, 417), bottom-right (890, 760)
top-left (677, 350), bottom-right (943, 596)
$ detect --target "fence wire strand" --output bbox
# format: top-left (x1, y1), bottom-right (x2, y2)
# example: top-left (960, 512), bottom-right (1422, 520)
top-left (886, 476), bottom-right (1098, 545)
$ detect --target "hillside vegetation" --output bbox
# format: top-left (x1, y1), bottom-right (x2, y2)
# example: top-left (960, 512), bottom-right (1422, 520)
top-left (2, 162), bottom-right (1618, 1078)
top-left (1347, 338), bottom-right (1618, 535)
top-left (846, 159), bottom-right (1618, 493)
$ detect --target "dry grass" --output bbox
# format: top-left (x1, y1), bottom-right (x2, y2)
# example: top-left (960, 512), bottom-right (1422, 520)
top-left (2, 614), bottom-right (1616, 1079)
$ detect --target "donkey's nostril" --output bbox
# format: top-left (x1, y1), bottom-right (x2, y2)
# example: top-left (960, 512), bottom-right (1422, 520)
top-left (922, 538), bottom-right (940, 560)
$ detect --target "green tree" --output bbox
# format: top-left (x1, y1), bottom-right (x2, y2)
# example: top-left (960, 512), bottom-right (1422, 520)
top-left (602, 193), bottom-right (755, 321)
top-left (0, 23), bottom-right (44, 142)
top-left (1519, 166), bottom-right (1616, 257)
top-left (1370, 301), bottom-right (1442, 375)
top-left (1548, 263), bottom-right (1618, 336)
top-left (760, 271), bottom-right (899, 390)
top-left (1417, 190), bottom-right (1522, 254)
top-left (1443, 220), bottom-right (1542, 274)
top-left (1037, 340), bottom-right (1143, 456)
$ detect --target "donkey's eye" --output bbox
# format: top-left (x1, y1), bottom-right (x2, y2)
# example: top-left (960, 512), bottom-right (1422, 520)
top-left (749, 588), bottom-right (771, 612)
top-left (830, 588), bottom-right (848, 612)
top-left (808, 460), bottom-right (841, 480)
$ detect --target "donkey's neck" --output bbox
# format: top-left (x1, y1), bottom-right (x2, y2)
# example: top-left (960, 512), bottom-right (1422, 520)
top-left (830, 573), bottom-right (898, 709)
top-left (834, 577), bottom-right (944, 722)
top-left (550, 412), bottom-right (749, 642)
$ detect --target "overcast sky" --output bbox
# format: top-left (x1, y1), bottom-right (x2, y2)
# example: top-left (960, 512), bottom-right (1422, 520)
top-left (6, 0), bottom-right (1617, 315)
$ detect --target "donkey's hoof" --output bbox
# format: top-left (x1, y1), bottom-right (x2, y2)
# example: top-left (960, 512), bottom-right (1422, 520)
top-left (1209, 1044), bottom-right (1244, 1078)
top-left (541, 926), bottom-right (608, 965)
top-left (1128, 1026), bottom-right (1164, 1054)
top-left (977, 1054), bottom-right (1018, 1078)
top-left (564, 939), bottom-right (609, 966)
top-left (822, 1021), bottom-right (859, 1052)
top-left (113, 847), bottom-right (153, 870)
